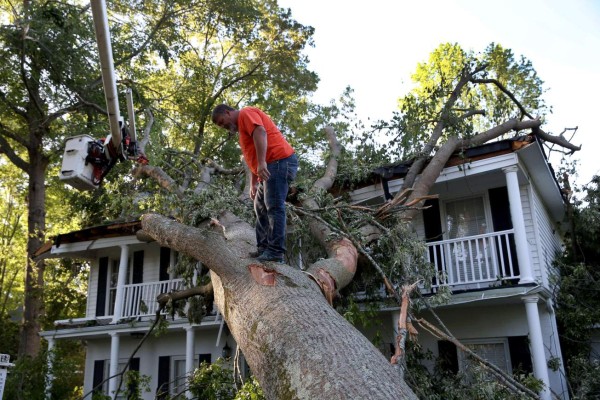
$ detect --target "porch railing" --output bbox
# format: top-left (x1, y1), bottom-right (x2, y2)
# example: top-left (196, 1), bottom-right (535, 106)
top-left (426, 229), bottom-right (519, 290)
top-left (121, 279), bottom-right (185, 318)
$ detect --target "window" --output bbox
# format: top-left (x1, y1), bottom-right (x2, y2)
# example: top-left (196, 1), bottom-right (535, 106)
top-left (172, 356), bottom-right (199, 396)
top-left (445, 197), bottom-right (488, 239)
top-left (101, 360), bottom-right (131, 399)
top-left (458, 339), bottom-right (512, 381)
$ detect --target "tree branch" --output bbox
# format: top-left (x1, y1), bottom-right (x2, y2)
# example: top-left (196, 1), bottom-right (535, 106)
top-left (471, 77), bottom-right (533, 119)
top-left (132, 165), bottom-right (185, 198)
top-left (0, 132), bottom-right (29, 171)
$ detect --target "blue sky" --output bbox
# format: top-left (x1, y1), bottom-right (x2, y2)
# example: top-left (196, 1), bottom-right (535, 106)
top-left (278, 0), bottom-right (600, 189)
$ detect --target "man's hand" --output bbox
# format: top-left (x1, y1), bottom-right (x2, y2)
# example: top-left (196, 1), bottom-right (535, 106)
top-left (250, 174), bottom-right (259, 199)
top-left (256, 160), bottom-right (270, 181)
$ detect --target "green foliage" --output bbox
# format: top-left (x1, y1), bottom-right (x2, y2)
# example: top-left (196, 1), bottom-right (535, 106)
top-left (552, 175), bottom-right (600, 398)
top-left (4, 353), bottom-right (48, 400)
top-left (42, 259), bottom-right (89, 329)
top-left (182, 177), bottom-right (255, 227)
top-left (4, 340), bottom-right (85, 400)
top-left (404, 343), bottom-right (541, 400)
top-left (187, 359), bottom-right (264, 400)
top-left (48, 341), bottom-right (86, 400)
top-left (4, 341), bottom-right (84, 400)
top-left (122, 369), bottom-right (152, 400)
top-left (0, 315), bottom-right (19, 357)
top-left (188, 359), bottom-right (236, 399)
top-left (371, 42), bottom-right (547, 161)
top-left (234, 376), bottom-right (265, 400)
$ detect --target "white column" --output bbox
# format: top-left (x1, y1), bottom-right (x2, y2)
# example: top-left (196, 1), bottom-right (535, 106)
top-left (502, 166), bottom-right (534, 283)
top-left (185, 326), bottom-right (196, 399)
top-left (112, 244), bottom-right (130, 323)
top-left (523, 295), bottom-right (551, 400)
top-left (108, 332), bottom-right (120, 399)
top-left (45, 337), bottom-right (56, 399)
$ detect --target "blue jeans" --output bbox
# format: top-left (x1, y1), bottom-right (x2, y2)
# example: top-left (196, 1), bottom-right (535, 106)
top-left (254, 153), bottom-right (298, 258)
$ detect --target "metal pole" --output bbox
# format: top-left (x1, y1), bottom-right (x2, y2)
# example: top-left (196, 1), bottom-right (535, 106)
top-left (90, 0), bottom-right (122, 151)
top-left (126, 88), bottom-right (137, 142)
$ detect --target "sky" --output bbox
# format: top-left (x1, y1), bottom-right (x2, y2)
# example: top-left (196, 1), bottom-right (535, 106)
top-left (277, 0), bottom-right (600, 190)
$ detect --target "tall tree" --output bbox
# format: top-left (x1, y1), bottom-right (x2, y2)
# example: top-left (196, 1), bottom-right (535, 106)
top-left (0, 0), bottom-right (174, 356)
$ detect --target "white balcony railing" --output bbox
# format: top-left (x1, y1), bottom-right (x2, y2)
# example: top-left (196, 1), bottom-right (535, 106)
top-left (121, 279), bottom-right (185, 318)
top-left (426, 229), bottom-right (519, 290)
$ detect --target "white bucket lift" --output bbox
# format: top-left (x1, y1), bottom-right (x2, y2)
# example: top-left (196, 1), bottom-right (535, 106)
top-left (58, 134), bottom-right (98, 191)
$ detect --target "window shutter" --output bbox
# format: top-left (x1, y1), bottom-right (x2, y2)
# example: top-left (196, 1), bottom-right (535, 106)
top-left (156, 356), bottom-right (170, 399)
top-left (488, 186), bottom-right (520, 277)
top-left (132, 250), bottom-right (144, 284)
top-left (159, 247), bottom-right (170, 281)
top-left (92, 359), bottom-right (105, 395)
top-left (423, 199), bottom-right (442, 242)
top-left (508, 336), bottom-right (533, 373)
top-left (96, 257), bottom-right (109, 317)
top-left (127, 357), bottom-right (140, 399)
top-left (489, 186), bottom-right (513, 231)
top-left (437, 340), bottom-right (458, 374)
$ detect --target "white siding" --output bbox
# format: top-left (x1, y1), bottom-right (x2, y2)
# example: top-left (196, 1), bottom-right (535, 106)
top-left (142, 245), bottom-right (161, 283)
top-left (519, 184), bottom-right (540, 281)
top-left (531, 185), bottom-right (564, 288)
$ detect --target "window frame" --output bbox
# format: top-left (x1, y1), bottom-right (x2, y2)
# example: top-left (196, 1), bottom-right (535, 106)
top-left (457, 337), bottom-right (513, 376)
top-left (440, 193), bottom-right (492, 240)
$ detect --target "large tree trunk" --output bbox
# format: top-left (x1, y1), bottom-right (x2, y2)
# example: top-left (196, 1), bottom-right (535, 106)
top-left (141, 213), bottom-right (417, 400)
top-left (19, 152), bottom-right (47, 357)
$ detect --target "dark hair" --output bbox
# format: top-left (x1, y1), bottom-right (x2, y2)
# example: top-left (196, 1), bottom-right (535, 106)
top-left (211, 104), bottom-right (235, 123)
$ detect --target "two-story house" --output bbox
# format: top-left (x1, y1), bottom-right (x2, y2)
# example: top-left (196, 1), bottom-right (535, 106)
top-left (38, 222), bottom-right (239, 399)
top-left (40, 134), bottom-right (569, 399)
top-left (348, 134), bottom-right (569, 399)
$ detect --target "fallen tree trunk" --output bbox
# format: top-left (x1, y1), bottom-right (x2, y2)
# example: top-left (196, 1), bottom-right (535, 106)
top-left (141, 213), bottom-right (418, 400)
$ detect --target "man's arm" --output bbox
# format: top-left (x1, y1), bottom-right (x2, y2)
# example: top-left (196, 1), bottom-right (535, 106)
top-left (252, 125), bottom-right (270, 181)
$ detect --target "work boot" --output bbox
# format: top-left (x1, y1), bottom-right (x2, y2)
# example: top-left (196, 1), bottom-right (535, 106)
top-left (257, 251), bottom-right (284, 263)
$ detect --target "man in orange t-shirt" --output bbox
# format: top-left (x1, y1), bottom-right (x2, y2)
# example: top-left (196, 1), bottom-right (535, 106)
top-left (212, 104), bottom-right (298, 263)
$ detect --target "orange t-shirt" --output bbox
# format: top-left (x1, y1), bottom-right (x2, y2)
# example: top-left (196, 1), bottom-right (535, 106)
top-left (237, 107), bottom-right (294, 175)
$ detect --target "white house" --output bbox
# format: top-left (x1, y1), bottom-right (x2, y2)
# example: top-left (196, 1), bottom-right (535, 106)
top-left (40, 134), bottom-right (569, 399)
top-left (348, 134), bottom-right (570, 399)
top-left (39, 222), bottom-right (239, 399)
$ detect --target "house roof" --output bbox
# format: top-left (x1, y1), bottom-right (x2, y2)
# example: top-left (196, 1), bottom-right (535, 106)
top-left (34, 220), bottom-right (142, 260)
top-left (371, 135), bottom-right (535, 181)
top-left (339, 134), bottom-right (566, 219)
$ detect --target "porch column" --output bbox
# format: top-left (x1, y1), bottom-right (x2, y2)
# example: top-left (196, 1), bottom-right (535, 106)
top-left (523, 295), bottom-right (551, 400)
top-left (45, 337), bottom-right (55, 399)
top-left (185, 326), bottom-right (196, 399)
top-left (112, 244), bottom-right (130, 323)
top-left (502, 166), bottom-right (534, 283)
top-left (108, 332), bottom-right (120, 399)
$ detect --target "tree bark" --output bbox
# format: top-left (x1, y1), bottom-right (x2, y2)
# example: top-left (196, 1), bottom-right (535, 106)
top-left (19, 148), bottom-right (48, 357)
top-left (141, 213), bottom-right (418, 400)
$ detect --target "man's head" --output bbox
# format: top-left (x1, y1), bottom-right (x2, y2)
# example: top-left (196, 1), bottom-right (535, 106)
top-left (212, 104), bottom-right (238, 132)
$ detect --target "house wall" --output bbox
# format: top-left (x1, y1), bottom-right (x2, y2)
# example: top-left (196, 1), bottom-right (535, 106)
top-left (86, 241), bottom-right (166, 319)
top-left (386, 301), bottom-right (569, 399)
top-left (530, 184), bottom-right (564, 288)
top-left (83, 326), bottom-right (226, 400)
